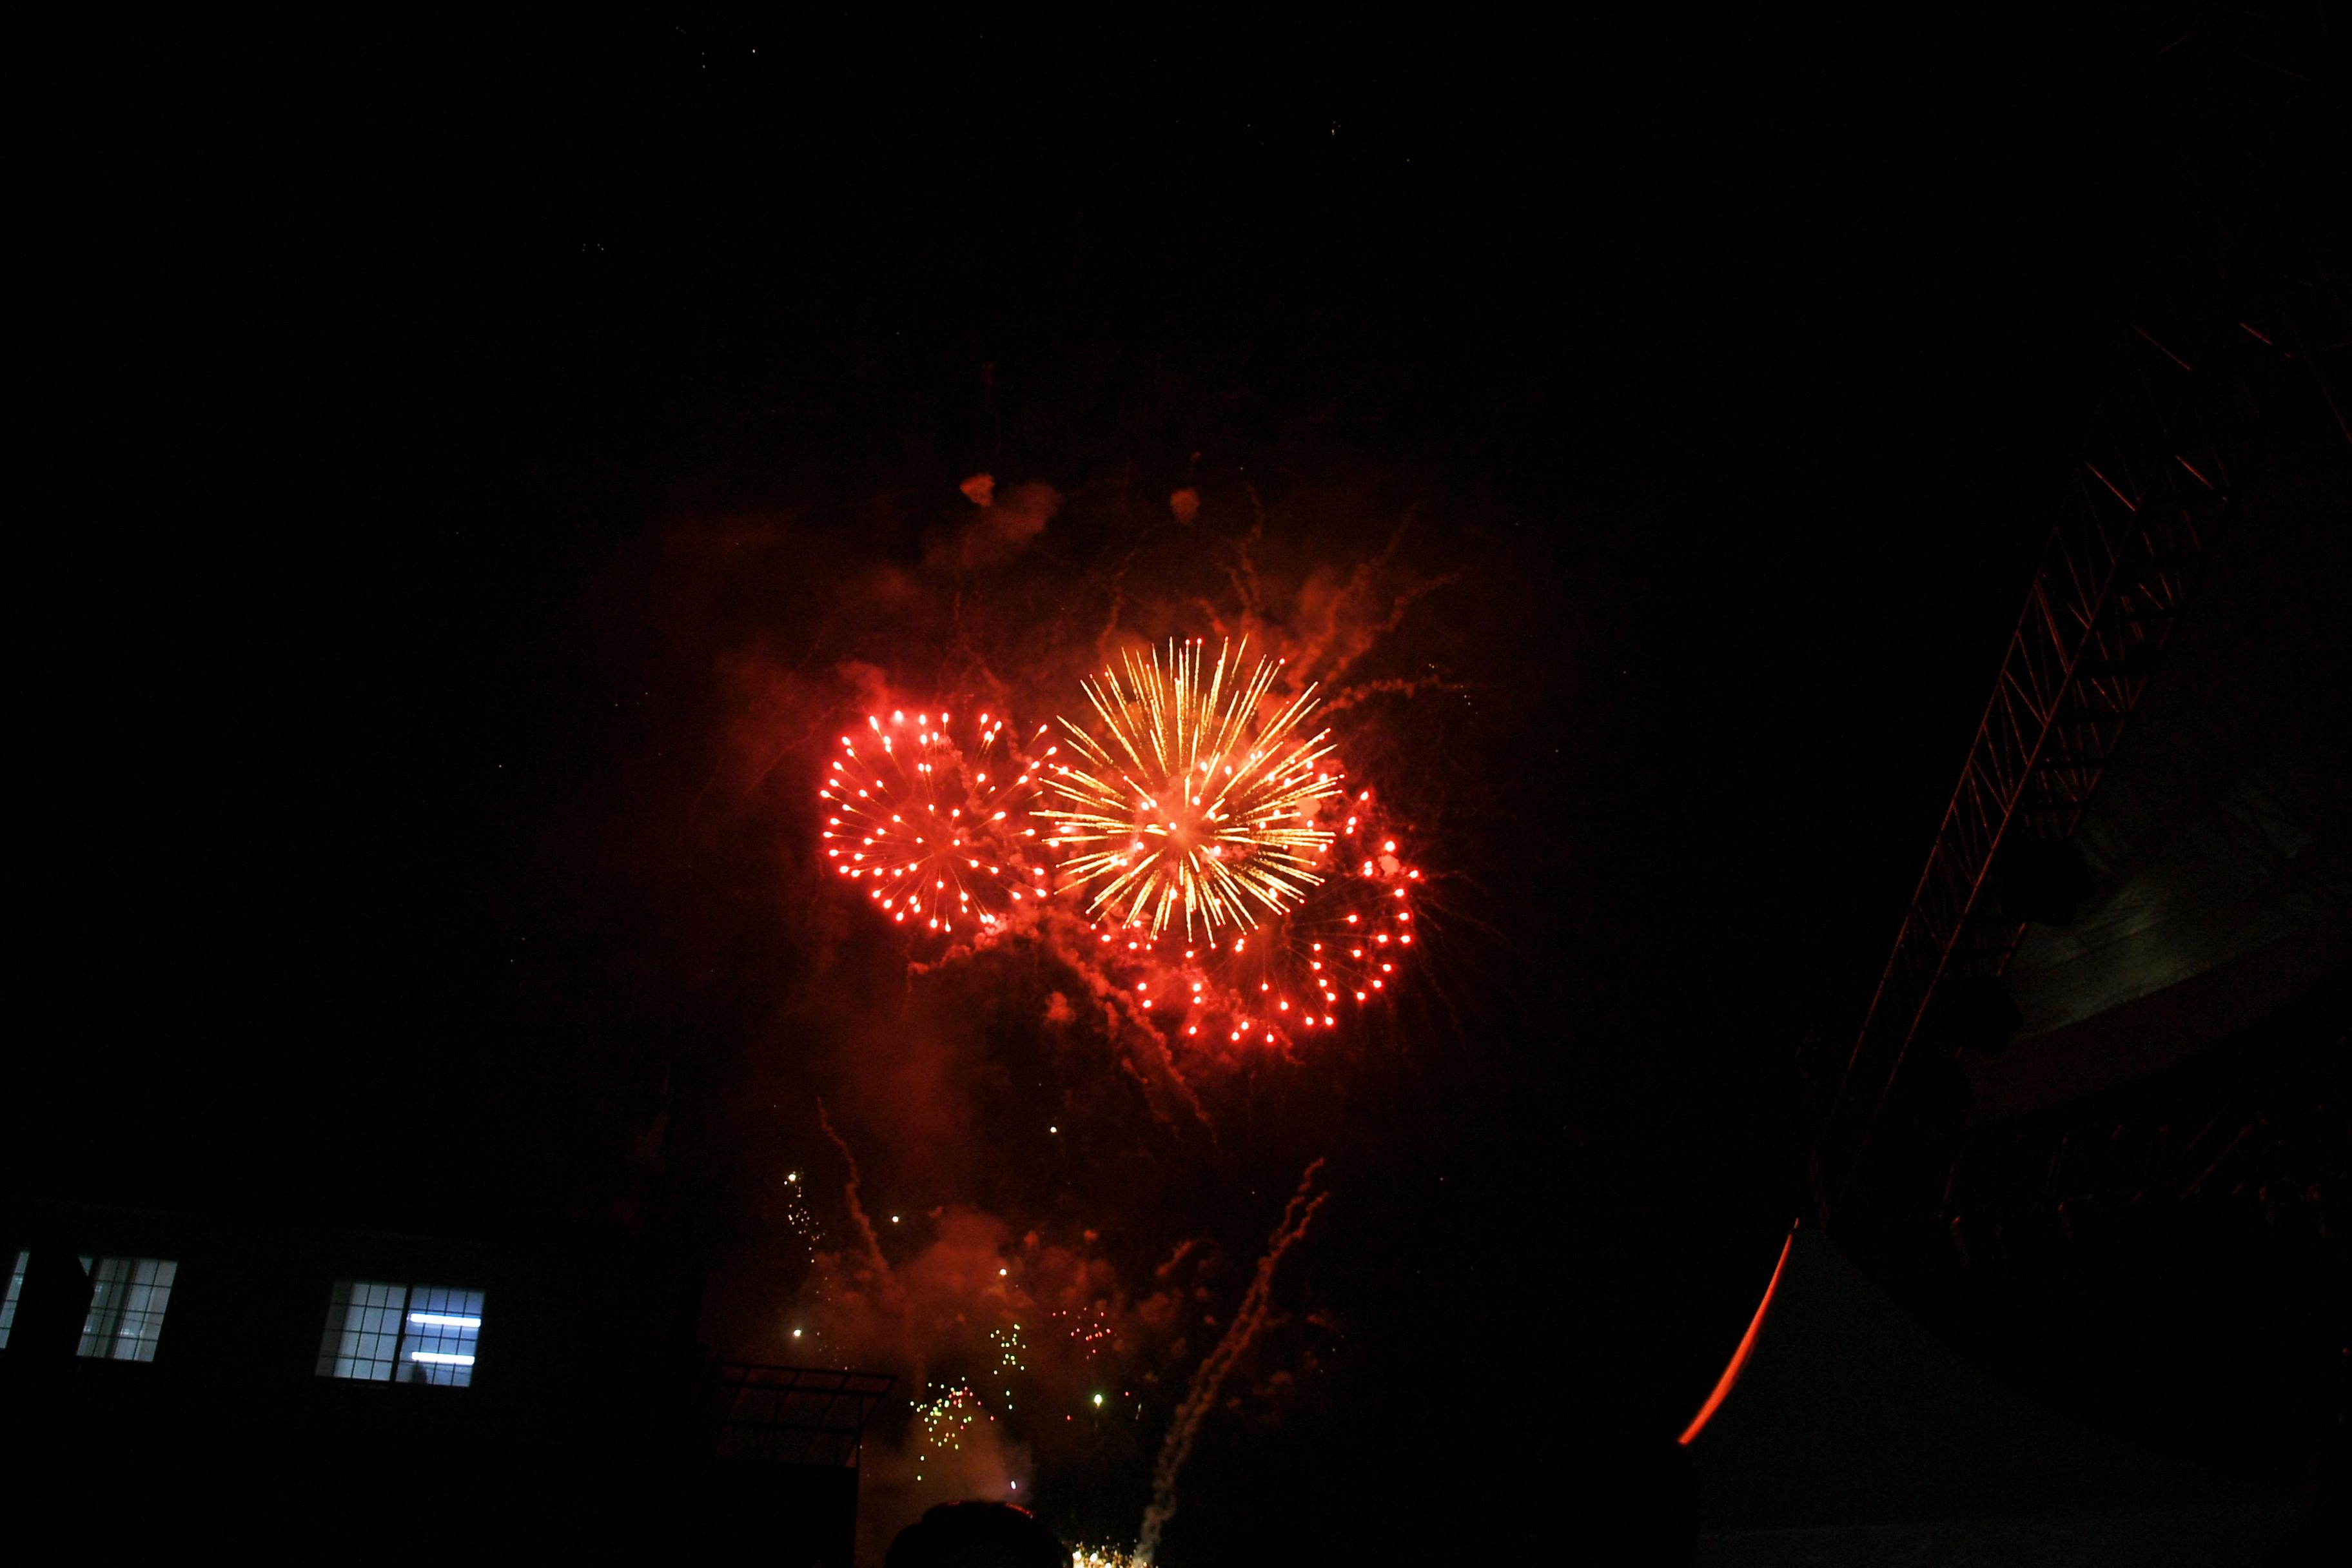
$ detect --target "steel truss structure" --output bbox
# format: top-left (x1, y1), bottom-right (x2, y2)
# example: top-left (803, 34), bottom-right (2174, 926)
top-left (1812, 8), bottom-right (2349, 1229)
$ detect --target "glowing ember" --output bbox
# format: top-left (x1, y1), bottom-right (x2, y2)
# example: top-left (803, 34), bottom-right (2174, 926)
top-left (818, 707), bottom-right (1052, 939)
top-left (1041, 640), bottom-right (1343, 940)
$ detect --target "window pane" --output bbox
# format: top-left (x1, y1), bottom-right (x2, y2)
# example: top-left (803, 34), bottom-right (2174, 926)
top-left (317, 1280), bottom-right (484, 1387)
top-left (0, 1250), bottom-right (26, 1349)
top-left (77, 1257), bottom-right (178, 1362)
top-left (395, 1285), bottom-right (484, 1387)
top-left (317, 1279), bottom-right (407, 1380)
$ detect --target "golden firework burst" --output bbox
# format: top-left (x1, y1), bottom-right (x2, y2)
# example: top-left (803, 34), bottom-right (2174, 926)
top-left (1041, 639), bottom-right (1343, 939)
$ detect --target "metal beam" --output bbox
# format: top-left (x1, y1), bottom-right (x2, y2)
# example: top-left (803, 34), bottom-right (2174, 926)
top-left (1810, 8), bottom-right (2346, 1230)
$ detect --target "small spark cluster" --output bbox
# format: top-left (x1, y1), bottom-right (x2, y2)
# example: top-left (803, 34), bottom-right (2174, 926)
top-left (1050, 1303), bottom-right (1116, 1359)
top-left (819, 709), bottom-right (1052, 939)
top-left (1073, 1549), bottom-right (1140, 1568)
top-left (1041, 640), bottom-right (1342, 941)
top-left (780, 1168), bottom-right (825, 1262)
top-left (910, 1381), bottom-right (996, 1484)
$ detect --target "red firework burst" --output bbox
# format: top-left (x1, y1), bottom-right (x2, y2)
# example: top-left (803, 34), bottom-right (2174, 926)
top-left (1090, 789), bottom-right (1423, 1050)
top-left (819, 707), bottom-right (1056, 939)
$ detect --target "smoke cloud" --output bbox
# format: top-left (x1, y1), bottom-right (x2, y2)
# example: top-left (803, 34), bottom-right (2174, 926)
top-left (930, 473), bottom-right (1063, 571)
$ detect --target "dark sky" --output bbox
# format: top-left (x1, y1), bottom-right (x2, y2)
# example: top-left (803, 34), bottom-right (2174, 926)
top-left (18, 7), bottom-right (2186, 1554)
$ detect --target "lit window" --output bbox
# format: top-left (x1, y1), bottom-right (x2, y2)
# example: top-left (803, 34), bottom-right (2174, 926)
top-left (317, 1280), bottom-right (485, 1387)
top-left (318, 1279), bottom-right (406, 1380)
top-left (0, 1250), bottom-right (26, 1349)
top-left (77, 1256), bottom-right (179, 1362)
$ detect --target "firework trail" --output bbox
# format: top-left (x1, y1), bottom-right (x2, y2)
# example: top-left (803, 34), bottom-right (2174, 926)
top-left (820, 707), bottom-right (1053, 942)
top-left (1035, 913), bottom-right (1214, 1132)
top-left (816, 1098), bottom-right (895, 1296)
top-left (1041, 640), bottom-right (1343, 941)
top-left (1135, 1157), bottom-right (1329, 1564)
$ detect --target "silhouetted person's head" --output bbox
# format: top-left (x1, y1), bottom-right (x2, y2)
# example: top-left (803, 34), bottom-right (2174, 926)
top-left (885, 1501), bottom-right (1067, 1568)
top-left (11, 1232), bottom-right (95, 1367)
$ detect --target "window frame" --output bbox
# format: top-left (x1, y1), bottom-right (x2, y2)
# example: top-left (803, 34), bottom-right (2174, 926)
top-left (0, 1248), bottom-right (26, 1350)
top-left (75, 1255), bottom-right (180, 1363)
top-left (316, 1278), bottom-right (487, 1387)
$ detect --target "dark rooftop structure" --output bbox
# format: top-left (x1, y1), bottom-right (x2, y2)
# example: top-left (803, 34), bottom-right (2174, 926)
top-left (0, 1199), bottom-right (889, 1562)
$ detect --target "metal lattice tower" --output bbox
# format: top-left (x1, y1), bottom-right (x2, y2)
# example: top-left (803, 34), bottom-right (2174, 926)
top-left (1811, 4), bottom-right (2349, 1230)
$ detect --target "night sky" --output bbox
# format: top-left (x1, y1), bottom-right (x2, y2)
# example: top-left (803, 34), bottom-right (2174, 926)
top-left (19, 9), bottom-right (2189, 1557)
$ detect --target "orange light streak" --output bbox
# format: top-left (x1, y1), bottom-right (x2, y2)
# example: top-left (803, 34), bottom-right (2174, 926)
top-left (1677, 1230), bottom-right (1793, 1446)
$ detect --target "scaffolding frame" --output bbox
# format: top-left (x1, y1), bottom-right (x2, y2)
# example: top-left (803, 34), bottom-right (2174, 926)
top-left (704, 1362), bottom-right (895, 1467)
top-left (1811, 6), bottom-right (2349, 1229)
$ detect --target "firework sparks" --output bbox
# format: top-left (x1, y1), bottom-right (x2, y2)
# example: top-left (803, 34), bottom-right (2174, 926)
top-left (910, 1382), bottom-right (997, 1483)
top-left (1084, 790), bottom-right (1424, 1050)
top-left (1051, 1302), bottom-right (1115, 1359)
top-left (1224, 791), bottom-right (1420, 1018)
top-left (820, 707), bottom-right (1052, 939)
top-left (1042, 640), bottom-right (1343, 941)
top-left (781, 1167), bottom-right (825, 1264)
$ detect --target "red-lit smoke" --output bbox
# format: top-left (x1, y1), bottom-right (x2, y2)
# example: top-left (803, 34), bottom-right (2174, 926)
top-left (682, 471), bottom-right (1463, 1560)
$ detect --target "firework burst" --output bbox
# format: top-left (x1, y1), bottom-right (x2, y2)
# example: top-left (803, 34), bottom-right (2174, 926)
top-left (1094, 791), bottom-right (1424, 1049)
top-left (1041, 640), bottom-right (1344, 941)
top-left (1195, 794), bottom-right (1420, 1036)
top-left (910, 1381), bottom-right (997, 1484)
top-left (819, 707), bottom-right (1054, 939)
